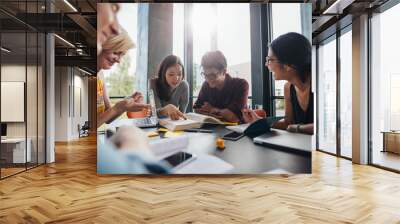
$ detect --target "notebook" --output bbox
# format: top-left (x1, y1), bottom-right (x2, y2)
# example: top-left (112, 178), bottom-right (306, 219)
top-left (159, 112), bottom-right (224, 131)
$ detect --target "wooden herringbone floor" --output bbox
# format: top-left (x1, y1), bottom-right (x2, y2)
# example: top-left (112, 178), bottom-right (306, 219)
top-left (0, 135), bottom-right (400, 224)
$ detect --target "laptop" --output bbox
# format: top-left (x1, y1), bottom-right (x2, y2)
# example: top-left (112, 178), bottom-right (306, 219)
top-left (253, 129), bottom-right (312, 153)
top-left (130, 89), bottom-right (158, 128)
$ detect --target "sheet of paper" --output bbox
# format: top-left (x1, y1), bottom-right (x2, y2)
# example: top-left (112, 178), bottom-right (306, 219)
top-left (174, 154), bottom-right (234, 174)
top-left (225, 123), bottom-right (250, 133)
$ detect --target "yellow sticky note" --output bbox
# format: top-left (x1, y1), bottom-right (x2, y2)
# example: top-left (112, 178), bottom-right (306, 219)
top-left (164, 131), bottom-right (184, 138)
top-left (158, 128), bottom-right (169, 132)
top-left (223, 122), bottom-right (239, 126)
top-left (146, 131), bottom-right (159, 138)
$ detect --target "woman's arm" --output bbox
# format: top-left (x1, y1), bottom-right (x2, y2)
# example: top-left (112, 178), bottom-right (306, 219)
top-left (97, 98), bottom-right (151, 127)
top-left (287, 123), bottom-right (313, 134)
top-left (299, 123), bottom-right (313, 135)
top-left (153, 81), bottom-right (188, 120)
top-left (273, 82), bottom-right (293, 130)
top-left (178, 81), bottom-right (189, 113)
top-left (97, 102), bottom-right (125, 128)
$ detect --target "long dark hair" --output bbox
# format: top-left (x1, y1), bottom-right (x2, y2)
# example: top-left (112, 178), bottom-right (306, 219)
top-left (270, 32), bottom-right (311, 83)
top-left (152, 55), bottom-right (185, 101)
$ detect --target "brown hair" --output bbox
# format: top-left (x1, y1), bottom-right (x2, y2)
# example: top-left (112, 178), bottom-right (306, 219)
top-left (201, 50), bottom-right (227, 71)
top-left (152, 55), bottom-right (185, 101)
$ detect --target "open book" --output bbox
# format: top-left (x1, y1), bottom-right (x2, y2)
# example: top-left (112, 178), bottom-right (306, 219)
top-left (159, 112), bottom-right (224, 131)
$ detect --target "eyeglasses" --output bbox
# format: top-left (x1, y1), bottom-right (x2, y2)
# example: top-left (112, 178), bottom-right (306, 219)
top-left (200, 71), bottom-right (219, 80)
top-left (266, 56), bottom-right (280, 65)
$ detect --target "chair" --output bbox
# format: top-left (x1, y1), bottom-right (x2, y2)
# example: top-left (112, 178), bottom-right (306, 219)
top-left (78, 121), bottom-right (90, 138)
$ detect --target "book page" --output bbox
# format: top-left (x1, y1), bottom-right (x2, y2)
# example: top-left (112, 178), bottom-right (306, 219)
top-left (161, 118), bottom-right (198, 126)
top-left (186, 112), bottom-right (223, 124)
top-left (159, 118), bottom-right (202, 131)
top-left (185, 112), bottom-right (207, 122)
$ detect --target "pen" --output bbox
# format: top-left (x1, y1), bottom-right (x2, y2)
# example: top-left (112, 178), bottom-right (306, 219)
top-left (184, 129), bottom-right (213, 133)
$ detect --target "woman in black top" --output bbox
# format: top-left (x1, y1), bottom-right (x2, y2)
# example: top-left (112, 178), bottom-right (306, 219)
top-left (243, 32), bottom-right (313, 134)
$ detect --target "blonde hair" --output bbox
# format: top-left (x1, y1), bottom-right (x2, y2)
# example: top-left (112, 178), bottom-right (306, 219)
top-left (102, 28), bottom-right (135, 54)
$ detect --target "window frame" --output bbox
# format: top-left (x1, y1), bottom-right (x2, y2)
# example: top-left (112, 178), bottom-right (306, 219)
top-left (0, 1), bottom-right (47, 179)
top-left (179, 3), bottom-right (254, 112)
top-left (368, 0), bottom-right (400, 173)
top-left (315, 21), bottom-right (353, 160)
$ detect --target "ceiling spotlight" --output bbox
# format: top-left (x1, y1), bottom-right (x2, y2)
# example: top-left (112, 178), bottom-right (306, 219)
top-left (54, 34), bottom-right (75, 48)
top-left (1, 47), bottom-right (11, 53)
top-left (78, 67), bottom-right (92, 76)
top-left (63, 0), bottom-right (78, 12)
top-left (322, 0), bottom-right (354, 15)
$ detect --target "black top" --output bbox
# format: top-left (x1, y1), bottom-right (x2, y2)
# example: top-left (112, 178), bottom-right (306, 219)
top-left (290, 84), bottom-right (313, 124)
top-left (193, 74), bottom-right (249, 121)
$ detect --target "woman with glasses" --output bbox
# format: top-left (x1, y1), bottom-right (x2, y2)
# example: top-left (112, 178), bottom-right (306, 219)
top-left (193, 50), bottom-right (249, 123)
top-left (150, 55), bottom-right (189, 120)
top-left (242, 32), bottom-right (313, 134)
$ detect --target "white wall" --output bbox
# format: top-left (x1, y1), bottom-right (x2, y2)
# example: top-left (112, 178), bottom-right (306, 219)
top-left (54, 67), bottom-right (89, 141)
top-left (1, 64), bottom-right (46, 164)
top-left (312, 45), bottom-right (317, 150)
top-left (1, 65), bottom-right (25, 133)
top-left (1, 65), bottom-right (41, 138)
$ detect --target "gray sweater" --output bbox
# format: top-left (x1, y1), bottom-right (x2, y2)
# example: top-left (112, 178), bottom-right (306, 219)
top-left (150, 79), bottom-right (189, 115)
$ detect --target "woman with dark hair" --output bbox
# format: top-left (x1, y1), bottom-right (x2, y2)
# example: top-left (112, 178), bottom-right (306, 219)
top-left (242, 32), bottom-right (313, 134)
top-left (150, 55), bottom-right (189, 120)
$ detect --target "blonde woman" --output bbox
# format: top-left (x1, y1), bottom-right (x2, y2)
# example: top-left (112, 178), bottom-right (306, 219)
top-left (97, 29), bottom-right (150, 127)
top-left (97, 3), bottom-right (120, 55)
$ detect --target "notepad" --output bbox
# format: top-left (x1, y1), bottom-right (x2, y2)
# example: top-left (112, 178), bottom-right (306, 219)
top-left (226, 123), bottom-right (251, 133)
top-left (148, 135), bottom-right (189, 158)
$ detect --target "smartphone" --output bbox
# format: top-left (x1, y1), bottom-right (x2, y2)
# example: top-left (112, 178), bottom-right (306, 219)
top-left (222, 131), bottom-right (244, 141)
top-left (162, 151), bottom-right (196, 170)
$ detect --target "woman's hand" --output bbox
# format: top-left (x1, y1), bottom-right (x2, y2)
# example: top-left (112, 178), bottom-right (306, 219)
top-left (241, 108), bottom-right (261, 124)
top-left (286, 124), bottom-right (299, 133)
top-left (131, 92), bottom-right (143, 103)
top-left (162, 104), bottom-right (187, 120)
top-left (115, 98), bottom-right (150, 113)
